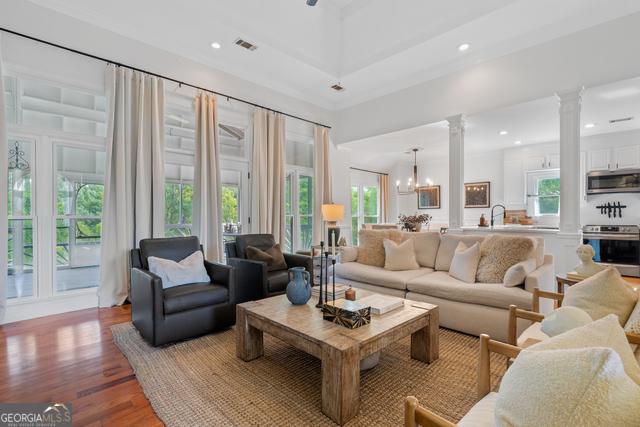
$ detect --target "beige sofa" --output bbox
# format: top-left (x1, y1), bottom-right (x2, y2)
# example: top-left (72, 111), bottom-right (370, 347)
top-left (335, 232), bottom-right (555, 342)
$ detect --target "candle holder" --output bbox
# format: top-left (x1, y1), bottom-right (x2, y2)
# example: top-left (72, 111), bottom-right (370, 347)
top-left (324, 251), bottom-right (330, 308)
top-left (332, 259), bottom-right (336, 303)
top-left (316, 241), bottom-right (325, 308)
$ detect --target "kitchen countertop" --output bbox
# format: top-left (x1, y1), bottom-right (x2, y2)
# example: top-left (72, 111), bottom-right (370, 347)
top-left (461, 225), bottom-right (560, 234)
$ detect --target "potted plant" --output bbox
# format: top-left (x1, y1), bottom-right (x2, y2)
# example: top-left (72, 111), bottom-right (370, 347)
top-left (398, 213), bottom-right (432, 232)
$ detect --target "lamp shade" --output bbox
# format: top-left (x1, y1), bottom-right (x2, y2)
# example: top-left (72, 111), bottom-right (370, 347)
top-left (321, 204), bottom-right (344, 222)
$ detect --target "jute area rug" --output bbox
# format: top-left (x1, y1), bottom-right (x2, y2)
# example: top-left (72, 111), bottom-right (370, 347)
top-left (111, 323), bottom-right (506, 426)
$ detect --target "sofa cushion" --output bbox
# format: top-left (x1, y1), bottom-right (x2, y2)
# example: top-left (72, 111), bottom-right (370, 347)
top-left (406, 271), bottom-right (532, 310)
top-left (476, 234), bottom-right (534, 283)
top-left (401, 231), bottom-right (440, 268)
top-left (458, 392), bottom-right (497, 427)
top-left (267, 270), bottom-right (290, 293)
top-left (434, 234), bottom-right (485, 271)
top-left (356, 229), bottom-right (403, 267)
top-left (334, 262), bottom-right (431, 290)
top-left (516, 322), bottom-right (549, 347)
top-left (448, 242), bottom-right (480, 284)
top-left (383, 238), bottom-right (419, 271)
top-left (563, 267), bottom-right (638, 326)
top-left (164, 283), bottom-right (228, 314)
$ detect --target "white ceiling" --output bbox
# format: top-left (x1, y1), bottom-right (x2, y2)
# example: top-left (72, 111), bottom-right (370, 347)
top-left (26, 0), bottom-right (640, 110)
top-left (344, 75), bottom-right (640, 170)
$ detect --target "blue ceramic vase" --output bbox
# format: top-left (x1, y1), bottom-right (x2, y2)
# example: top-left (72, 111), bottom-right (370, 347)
top-left (286, 266), bottom-right (312, 305)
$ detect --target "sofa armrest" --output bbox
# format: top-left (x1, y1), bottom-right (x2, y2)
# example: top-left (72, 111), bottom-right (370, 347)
top-left (524, 254), bottom-right (554, 293)
top-left (404, 396), bottom-right (456, 427)
top-left (204, 260), bottom-right (236, 304)
top-left (284, 253), bottom-right (313, 273)
top-left (227, 257), bottom-right (269, 301)
top-left (130, 268), bottom-right (165, 342)
top-left (478, 334), bottom-right (521, 400)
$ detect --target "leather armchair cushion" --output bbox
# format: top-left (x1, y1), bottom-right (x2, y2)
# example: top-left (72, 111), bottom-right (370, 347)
top-left (235, 234), bottom-right (276, 259)
top-left (267, 270), bottom-right (289, 293)
top-left (139, 236), bottom-right (201, 270)
top-left (163, 283), bottom-right (229, 314)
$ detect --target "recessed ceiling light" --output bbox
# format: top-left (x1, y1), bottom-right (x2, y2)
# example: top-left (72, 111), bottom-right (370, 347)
top-left (458, 43), bottom-right (470, 52)
top-left (210, 42), bottom-right (221, 49)
top-left (514, 140), bottom-right (522, 145)
top-left (584, 123), bottom-right (595, 129)
top-left (499, 130), bottom-right (508, 135)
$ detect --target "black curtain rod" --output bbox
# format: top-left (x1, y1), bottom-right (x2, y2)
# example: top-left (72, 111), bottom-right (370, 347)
top-left (350, 167), bottom-right (388, 176)
top-left (0, 26), bottom-right (331, 129)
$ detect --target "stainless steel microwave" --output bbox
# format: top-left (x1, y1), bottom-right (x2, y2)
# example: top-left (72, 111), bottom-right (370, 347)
top-left (586, 168), bottom-right (640, 194)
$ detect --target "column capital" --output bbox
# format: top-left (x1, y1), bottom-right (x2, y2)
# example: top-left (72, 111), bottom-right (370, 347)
top-left (555, 87), bottom-right (584, 104)
top-left (446, 114), bottom-right (465, 129)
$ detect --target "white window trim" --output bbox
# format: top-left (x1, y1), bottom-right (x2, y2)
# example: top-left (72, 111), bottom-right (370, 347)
top-left (526, 168), bottom-right (560, 217)
top-left (286, 165), bottom-right (314, 252)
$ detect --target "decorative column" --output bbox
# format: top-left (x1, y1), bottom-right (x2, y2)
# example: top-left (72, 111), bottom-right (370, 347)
top-left (447, 114), bottom-right (465, 232)
top-left (557, 88), bottom-right (583, 234)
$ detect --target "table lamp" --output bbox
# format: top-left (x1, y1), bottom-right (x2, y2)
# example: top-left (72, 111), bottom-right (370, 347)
top-left (321, 204), bottom-right (344, 251)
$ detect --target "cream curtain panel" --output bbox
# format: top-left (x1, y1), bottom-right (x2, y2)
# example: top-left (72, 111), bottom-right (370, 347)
top-left (250, 108), bottom-right (286, 245)
top-left (0, 37), bottom-right (8, 320)
top-left (99, 65), bottom-right (165, 307)
top-left (380, 174), bottom-right (390, 223)
top-left (193, 92), bottom-right (223, 262)
top-left (313, 126), bottom-right (332, 244)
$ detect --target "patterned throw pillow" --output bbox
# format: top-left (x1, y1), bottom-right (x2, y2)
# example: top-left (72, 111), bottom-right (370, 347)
top-left (625, 298), bottom-right (640, 335)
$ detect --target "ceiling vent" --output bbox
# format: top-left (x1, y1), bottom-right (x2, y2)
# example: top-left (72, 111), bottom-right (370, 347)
top-left (331, 83), bottom-right (345, 92)
top-left (234, 38), bottom-right (257, 51)
top-left (609, 116), bottom-right (634, 124)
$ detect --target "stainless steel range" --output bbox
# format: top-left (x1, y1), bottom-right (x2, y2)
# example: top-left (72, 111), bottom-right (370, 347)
top-left (582, 225), bottom-right (640, 277)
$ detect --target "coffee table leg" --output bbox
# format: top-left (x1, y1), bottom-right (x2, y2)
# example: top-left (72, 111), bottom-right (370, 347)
top-left (321, 345), bottom-right (360, 425)
top-left (236, 305), bottom-right (263, 361)
top-left (411, 307), bottom-right (439, 363)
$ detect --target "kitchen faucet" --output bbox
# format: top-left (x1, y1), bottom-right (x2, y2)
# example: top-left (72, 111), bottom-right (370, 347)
top-left (490, 204), bottom-right (506, 227)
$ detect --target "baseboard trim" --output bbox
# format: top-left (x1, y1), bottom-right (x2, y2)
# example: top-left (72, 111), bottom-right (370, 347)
top-left (3, 292), bottom-right (98, 325)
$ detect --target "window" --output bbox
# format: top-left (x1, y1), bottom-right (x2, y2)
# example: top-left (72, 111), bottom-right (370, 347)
top-left (55, 144), bottom-right (105, 292)
top-left (284, 170), bottom-right (314, 252)
top-left (351, 184), bottom-right (380, 245)
top-left (164, 166), bottom-right (194, 237)
top-left (527, 169), bottom-right (560, 216)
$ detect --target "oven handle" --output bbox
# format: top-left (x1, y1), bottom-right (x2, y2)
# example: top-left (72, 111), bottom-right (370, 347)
top-left (583, 233), bottom-right (640, 241)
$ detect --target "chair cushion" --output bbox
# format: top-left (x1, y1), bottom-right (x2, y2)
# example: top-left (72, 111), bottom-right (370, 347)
top-left (434, 234), bottom-right (484, 271)
top-left (458, 392), bottom-right (498, 427)
top-left (517, 322), bottom-right (549, 347)
top-left (476, 234), bottom-right (534, 283)
top-left (563, 267), bottom-right (638, 326)
top-left (139, 236), bottom-right (201, 270)
top-left (406, 271), bottom-right (532, 310)
top-left (246, 243), bottom-right (288, 272)
top-left (334, 262), bottom-right (431, 290)
top-left (235, 234), bottom-right (276, 259)
top-left (383, 238), bottom-right (419, 271)
top-left (163, 283), bottom-right (229, 314)
top-left (267, 270), bottom-right (289, 293)
top-left (356, 229), bottom-right (403, 267)
top-left (401, 231), bottom-right (440, 268)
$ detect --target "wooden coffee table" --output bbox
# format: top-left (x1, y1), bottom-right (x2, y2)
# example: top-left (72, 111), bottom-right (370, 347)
top-left (236, 293), bottom-right (439, 425)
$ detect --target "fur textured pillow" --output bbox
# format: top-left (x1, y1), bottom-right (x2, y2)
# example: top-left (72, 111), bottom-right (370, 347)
top-left (246, 244), bottom-right (288, 271)
top-left (475, 234), bottom-right (534, 283)
top-left (356, 229), bottom-right (403, 267)
top-left (383, 238), bottom-right (420, 271)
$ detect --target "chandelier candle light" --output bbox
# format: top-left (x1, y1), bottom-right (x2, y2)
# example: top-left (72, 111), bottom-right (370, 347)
top-left (396, 148), bottom-right (433, 194)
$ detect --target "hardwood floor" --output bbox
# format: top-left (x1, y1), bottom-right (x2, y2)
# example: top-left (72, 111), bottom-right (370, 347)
top-left (0, 305), bottom-right (162, 426)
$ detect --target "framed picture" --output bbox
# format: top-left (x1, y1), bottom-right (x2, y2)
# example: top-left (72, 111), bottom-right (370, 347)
top-left (417, 185), bottom-right (441, 209)
top-left (465, 181), bottom-right (491, 208)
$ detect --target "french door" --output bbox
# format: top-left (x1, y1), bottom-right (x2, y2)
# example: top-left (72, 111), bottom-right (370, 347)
top-left (285, 168), bottom-right (313, 252)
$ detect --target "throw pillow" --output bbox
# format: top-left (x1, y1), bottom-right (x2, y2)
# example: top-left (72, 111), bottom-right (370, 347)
top-left (448, 242), bottom-right (481, 283)
top-left (148, 251), bottom-right (210, 289)
top-left (540, 306), bottom-right (593, 337)
top-left (383, 238), bottom-right (420, 271)
top-left (475, 234), bottom-right (534, 283)
top-left (402, 231), bottom-right (440, 268)
top-left (339, 246), bottom-right (358, 263)
top-left (356, 229), bottom-right (403, 267)
top-left (526, 314), bottom-right (640, 384)
top-left (246, 244), bottom-right (288, 272)
top-left (503, 258), bottom-right (537, 287)
top-left (434, 234), bottom-right (485, 271)
top-left (624, 298), bottom-right (640, 335)
top-left (495, 347), bottom-right (640, 426)
top-left (563, 267), bottom-right (638, 326)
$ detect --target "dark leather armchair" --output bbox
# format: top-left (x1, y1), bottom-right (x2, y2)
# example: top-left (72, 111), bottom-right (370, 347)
top-left (130, 236), bottom-right (236, 347)
top-left (225, 234), bottom-right (313, 303)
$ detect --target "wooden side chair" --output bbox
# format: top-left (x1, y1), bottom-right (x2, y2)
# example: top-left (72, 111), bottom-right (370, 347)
top-left (404, 335), bottom-right (521, 427)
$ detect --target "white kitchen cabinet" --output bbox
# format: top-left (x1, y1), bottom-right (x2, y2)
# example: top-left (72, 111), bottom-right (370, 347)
top-left (547, 153), bottom-right (560, 169)
top-left (587, 145), bottom-right (639, 171)
top-left (525, 153), bottom-right (559, 171)
top-left (504, 159), bottom-right (525, 209)
top-left (613, 145), bottom-right (640, 170)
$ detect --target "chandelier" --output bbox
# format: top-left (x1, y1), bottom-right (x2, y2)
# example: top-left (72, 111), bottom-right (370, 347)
top-left (396, 148), bottom-right (432, 195)
top-left (8, 141), bottom-right (30, 171)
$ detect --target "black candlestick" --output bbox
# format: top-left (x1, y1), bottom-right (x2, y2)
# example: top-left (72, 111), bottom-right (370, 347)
top-left (324, 252), bottom-right (330, 304)
top-left (316, 242), bottom-right (324, 308)
top-left (331, 259), bottom-right (336, 305)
